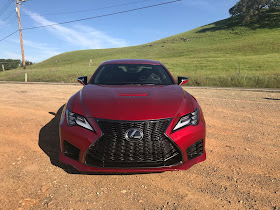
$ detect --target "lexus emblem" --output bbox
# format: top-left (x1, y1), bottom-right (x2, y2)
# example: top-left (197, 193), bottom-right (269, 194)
top-left (125, 128), bottom-right (143, 141)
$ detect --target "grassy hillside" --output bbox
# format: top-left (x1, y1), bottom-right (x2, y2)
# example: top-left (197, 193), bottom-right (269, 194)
top-left (1, 9), bottom-right (279, 88)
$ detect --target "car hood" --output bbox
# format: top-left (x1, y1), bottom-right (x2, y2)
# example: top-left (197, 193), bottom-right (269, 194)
top-left (71, 84), bottom-right (194, 121)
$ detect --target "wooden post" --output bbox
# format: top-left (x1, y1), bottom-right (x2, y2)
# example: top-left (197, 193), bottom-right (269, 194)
top-left (239, 61), bottom-right (241, 74)
top-left (16, 0), bottom-right (26, 69)
top-left (195, 61), bottom-right (197, 75)
top-left (25, 73), bottom-right (27, 82)
top-left (88, 59), bottom-right (92, 71)
top-left (2, 65), bottom-right (4, 72)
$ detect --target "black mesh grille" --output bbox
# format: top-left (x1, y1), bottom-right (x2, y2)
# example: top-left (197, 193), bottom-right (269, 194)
top-left (85, 119), bottom-right (183, 168)
top-left (186, 139), bottom-right (204, 160)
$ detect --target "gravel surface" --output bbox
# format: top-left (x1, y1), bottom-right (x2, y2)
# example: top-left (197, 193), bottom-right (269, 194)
top-left (0, 83), bottom-right (279, 209)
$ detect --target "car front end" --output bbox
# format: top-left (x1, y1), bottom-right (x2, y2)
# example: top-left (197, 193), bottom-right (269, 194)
top-left (59, 59), bottom-right (206, 173)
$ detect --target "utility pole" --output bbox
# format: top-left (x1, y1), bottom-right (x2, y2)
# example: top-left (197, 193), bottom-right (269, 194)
top-left (16, 0), bottom-right (26, 69)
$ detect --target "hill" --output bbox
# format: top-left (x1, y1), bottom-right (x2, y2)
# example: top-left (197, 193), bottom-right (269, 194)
top-left (1, 8), bottom-right (279, 88)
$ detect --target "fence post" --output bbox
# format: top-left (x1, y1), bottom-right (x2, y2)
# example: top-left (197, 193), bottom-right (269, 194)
top-left (25, 73), bottom-right (27, 82)
top-left (88, 59), bottom-right (92, 71)
top-left (239, 61), bottom-right (241, 74)
top-left (2, 65), bottom-right (4, 71)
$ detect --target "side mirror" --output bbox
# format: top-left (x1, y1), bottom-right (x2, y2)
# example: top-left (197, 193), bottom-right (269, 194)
top-left (178, 77), bottom-right (188, 86)
top-left (78, 76), bottom-right (88, 86)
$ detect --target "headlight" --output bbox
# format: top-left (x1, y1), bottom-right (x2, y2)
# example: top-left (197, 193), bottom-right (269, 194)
top-left (66, 108), bottom-right (94, 131)
top-left (173, 108), bottom-right (199, 131)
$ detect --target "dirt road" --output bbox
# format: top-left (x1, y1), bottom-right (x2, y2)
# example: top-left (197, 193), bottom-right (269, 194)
top-left (0, 83), bottom-right (279, 209)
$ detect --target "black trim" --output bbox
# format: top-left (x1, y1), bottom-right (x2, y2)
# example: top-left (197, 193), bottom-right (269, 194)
top-left (78, 76), bottom-right (88, 85)
top-left (178, 76), bottom-right (188, 85)
top-left (63, 140), bottom-right (80, 161)
top-left (186, 139), bottom-right (204, 160)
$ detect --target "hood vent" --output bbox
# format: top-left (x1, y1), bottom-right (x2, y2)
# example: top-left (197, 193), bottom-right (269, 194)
top-left (119, 93), bottom-right (149, 97)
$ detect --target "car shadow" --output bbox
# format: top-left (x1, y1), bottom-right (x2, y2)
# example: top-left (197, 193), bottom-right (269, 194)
top-left (264, 97), bottom-right (280, 101)
top-left (38, 105), bottom-right (162, 175)
top-left (38, 105), bottom-right (80, 174)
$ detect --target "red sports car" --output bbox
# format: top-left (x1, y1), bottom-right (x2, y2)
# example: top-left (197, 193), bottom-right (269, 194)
top-left (59, 59), bottom-right (206, 173)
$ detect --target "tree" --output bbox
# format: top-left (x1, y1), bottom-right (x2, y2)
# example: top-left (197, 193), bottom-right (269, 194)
top-left (0, 59), bottom-right (33, 70)
top-left (0, 59), bottom-right (21, 70)
top-left (229, 0), bottom-right (280, 23)
top-left (269, 0), bottom-right (280, 8)
top-left (21, 60), bottom-right (33, 67)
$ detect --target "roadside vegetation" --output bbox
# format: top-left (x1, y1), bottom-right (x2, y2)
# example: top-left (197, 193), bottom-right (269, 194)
top-left (0, 59), bottom-right (33, 71)
top-left (0, 8), bottom-right (279, 88)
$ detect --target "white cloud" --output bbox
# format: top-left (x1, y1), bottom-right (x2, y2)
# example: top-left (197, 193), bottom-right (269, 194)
top-left (1, 52), bottom-right (19, 58)
top-left (23, 9), bottom-right (128, 49)
top-left (74, 25), bottom-right (128, 48)
top-left (1, 50), bottom-right (53, 63)
top-left (1, 52), bottom-right (21, 60)
top-left (7, 38), bottom-right (61, 62)
top-left (2, 9), bottom-right (128, 62)
top-left (24, 40), bottom-right (61, 58)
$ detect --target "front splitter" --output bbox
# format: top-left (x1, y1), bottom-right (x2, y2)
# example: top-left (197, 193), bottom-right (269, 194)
top-left (59, 152), bottom-right (206, 173)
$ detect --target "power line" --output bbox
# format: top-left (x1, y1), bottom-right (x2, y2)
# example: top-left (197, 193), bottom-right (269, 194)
top-left (0, 0), bottom-right (30, 30)
top-left (0, 15), bottom-right (18, 33)
top-left (23, 0), bottom-right (155, 17)
top-left (0, 0), bottom-right (181, 42)
top-left (24, 0), bottom-right (181, 30)
top-left (2, 9), bottom-right (14, 22)
top-left (0, 0), bottom-right (13, 12)
top-left (0, 29), bottom-right (17, 41)
top-left (0, 0), bottom-right (14, 17)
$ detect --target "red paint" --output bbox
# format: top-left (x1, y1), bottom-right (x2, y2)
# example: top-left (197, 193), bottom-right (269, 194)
top-left (59, 59), bottom-right (206, 173)
top-left (180, 79), bottom-right (188, 86)
top-left (70, 84), bottom-right (194, 120)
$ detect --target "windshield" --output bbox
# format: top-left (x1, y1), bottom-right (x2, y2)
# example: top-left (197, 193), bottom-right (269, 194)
top-left (91, 64), bottom-right (174, 85)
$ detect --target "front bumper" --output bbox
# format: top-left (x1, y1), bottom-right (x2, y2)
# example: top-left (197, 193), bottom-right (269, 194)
top-left (59, 115), bottom-right (206, 173)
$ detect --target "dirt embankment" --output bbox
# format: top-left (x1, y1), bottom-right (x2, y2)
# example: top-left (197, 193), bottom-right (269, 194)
top-left (0, 83), bottom-right (279, 209)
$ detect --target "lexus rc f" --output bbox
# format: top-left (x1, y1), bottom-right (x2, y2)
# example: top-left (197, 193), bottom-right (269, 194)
top-left (59, 59), bottom-right (206, 173)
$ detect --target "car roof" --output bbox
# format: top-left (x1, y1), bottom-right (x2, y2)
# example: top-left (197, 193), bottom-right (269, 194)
top-left (101, 59), bottom-right (162, 65)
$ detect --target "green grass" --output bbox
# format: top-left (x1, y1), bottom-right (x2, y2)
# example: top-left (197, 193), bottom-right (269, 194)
top-left (1, 9), bottom-right (280, 88)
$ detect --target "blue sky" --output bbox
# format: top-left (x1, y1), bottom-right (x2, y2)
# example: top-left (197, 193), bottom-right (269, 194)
top-left (0, 0), bottom-right (239, 63)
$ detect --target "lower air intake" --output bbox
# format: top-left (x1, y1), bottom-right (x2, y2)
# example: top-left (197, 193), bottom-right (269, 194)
top-left (186, 139), bottom-right (204, 160)
top-left (63, 140), bottom-right (80, 161)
